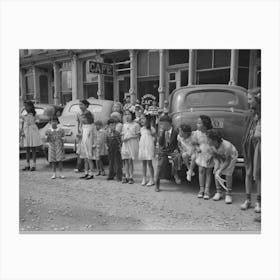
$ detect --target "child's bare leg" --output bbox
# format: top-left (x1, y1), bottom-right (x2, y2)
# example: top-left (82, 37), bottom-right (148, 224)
top-left (88, 159), bottom-right (94, 176)
top-left (142, 160), bottom-right (147, 181)
top-left (84, 159), bottom-right (89, 175)
top-left (255, 179), bottom-right (261, 212)
top-left (51, 162), bottom-right (56, 178)
top-left (147, 160), bottom-right (154, 182)
top-left (129, 159), bottom-right (134, 178)
top-left (124, 159), bottom-right (129, 179)
top-left (31, 147), bottom-right (36, 167)
top-left (241, 166), bottom-right (253, 209)
top-left (198, 167), bottom-right (206, 196)
top-left (187, 157), bottom-right (196, 182)
top-left (59, 161), bottom-right (63, 173)
top-left (226, 175), bottom-right (232, 194)
top-left (204, 168), bottom-right (212, 197)
top-left (26, 147), bottom-right (31, 167)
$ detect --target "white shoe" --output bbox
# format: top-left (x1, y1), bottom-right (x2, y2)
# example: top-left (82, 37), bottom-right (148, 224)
top-left (197, 191), bottom-right (204, 198)
top-left (141, 178), bottom-right (147, 186)
top-left (146, 180), bottom-right (155, 186)
top-left (225, 194), bottom-right (232, 204)
top-left (51, 174), bottom-right (56, 179)
top-left (59, 175), bottom-right (65, 179)
top-left (213, 192), bottom-right (223, 201)
top-left (174, 175), bottom-right (181, 185)
top-left (240, 200), bottom-right (251, 210)
top-left (254, 202), bottom-right (261, 213)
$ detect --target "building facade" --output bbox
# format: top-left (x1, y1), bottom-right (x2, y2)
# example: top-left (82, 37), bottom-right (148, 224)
top-left (19, 49), bottom-right (261, 108)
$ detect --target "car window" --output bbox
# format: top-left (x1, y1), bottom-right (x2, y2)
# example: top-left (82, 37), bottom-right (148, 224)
top-left (69, 104), bottom-right (103, 114)
top-left (21, 108), bottom-right (45, 115)
top-left (185, 91), bottom-right (238, 107)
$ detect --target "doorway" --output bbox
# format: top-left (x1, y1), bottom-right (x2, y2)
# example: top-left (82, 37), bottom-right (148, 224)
top-left (39, 75), bottom-right (49, 103)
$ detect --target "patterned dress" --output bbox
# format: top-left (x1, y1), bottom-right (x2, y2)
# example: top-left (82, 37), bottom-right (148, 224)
top-left (45, 128), bottom-right (65, 162)
top-left (20, 113), bottom-right (42, 147)
top-left (93, 129), bottom-right (108, 160)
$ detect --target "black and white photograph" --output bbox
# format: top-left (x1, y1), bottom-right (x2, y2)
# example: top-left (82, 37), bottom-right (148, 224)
top-left (1, 1), bottom-right (280, 280)
top-left (19, 49), bottom-right (261, 232)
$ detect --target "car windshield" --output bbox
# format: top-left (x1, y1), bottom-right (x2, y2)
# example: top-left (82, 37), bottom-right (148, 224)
top-left (21, 108), bottom-right (45, 115)
top-left (185, 91), bottom-right (238, 107)
top-left (69, 104), bottom-right (103, 114)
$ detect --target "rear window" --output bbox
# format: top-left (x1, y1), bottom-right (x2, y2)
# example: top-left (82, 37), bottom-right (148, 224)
top-left (69, 104), bottom-right (103, 114)
top-left (185, 91), bottom-right (238, 107)
top-left (21, 108), bottom-right (45, 115)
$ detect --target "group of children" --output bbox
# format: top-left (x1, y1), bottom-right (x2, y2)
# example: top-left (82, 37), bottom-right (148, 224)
top-left (20, 96), bottom-right (259, 211)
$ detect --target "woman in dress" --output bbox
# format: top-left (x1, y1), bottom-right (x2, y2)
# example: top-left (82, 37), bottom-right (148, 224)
top-left (138, 115), bottom-right (156, 186)
top-left (20, 101), bottom-right (42, 171)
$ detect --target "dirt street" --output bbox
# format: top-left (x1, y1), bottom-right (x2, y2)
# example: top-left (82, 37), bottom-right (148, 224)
top-left (19, 157), bottom-right (261, 232)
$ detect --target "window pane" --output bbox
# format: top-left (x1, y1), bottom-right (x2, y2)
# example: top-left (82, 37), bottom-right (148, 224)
top-left (238, 50), bottom-right (250, 67)
top-left (180, 70), bottom-right (188, 87)
top-left (169, 82), bottom-right (176, 94)
top-left (137, 51), bottom-right (148, 76)
top-left (169, 73), bottom-right (175, 81)
top-left (237, 67), bottom-right (249, 88)
top-left (214, 50), bottom-right (231, 68)
top-left (168, 50), bottom-right (189, 65)
top-left (149, 51), bottom-right (159, 76)
top-left (61, 71), bottom-right (72, 91)
top-left (197, 50), bottom-right (213, 69)
top-left (197, 69), bottom-right (230, 84)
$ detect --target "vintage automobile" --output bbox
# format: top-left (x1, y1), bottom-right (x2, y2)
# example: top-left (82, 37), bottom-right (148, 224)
top-left (169, 84), bottom-right (248, 167)
top-left (20, 103), bottom-right (64, 129)
top-left (40, 97), bottom-right (114, 154)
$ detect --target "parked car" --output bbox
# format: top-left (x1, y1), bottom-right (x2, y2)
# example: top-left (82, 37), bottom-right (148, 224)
top-left (169, 84), bottom-right (248, 167)
top-left (40, 97), bottom-right (114, 154)
top-left (20, 103), bottom-right (64, 129)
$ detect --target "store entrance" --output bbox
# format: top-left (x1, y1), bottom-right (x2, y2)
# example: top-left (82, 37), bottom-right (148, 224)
top-left (138, 79), bottom-right (159, 103)
top-left (85, 83), bottom-right (98, 99)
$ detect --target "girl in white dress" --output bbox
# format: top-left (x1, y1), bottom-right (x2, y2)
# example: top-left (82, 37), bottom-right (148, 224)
top-left (121, 110), bottom-right (140, 184)
top-left (192, 115), bottom-right (214, 200)
top-left (20, 101), bottom-right (42, 171)
top-left (139, 115), bottom-right (156, 186)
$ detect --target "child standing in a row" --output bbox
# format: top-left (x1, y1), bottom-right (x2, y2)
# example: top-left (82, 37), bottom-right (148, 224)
top-left (121, 110), bottom-right (140, 184)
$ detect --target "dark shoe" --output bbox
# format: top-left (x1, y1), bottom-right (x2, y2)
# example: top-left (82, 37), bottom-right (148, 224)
top-left (101, 170), bottom-right (106, 176)
top-left (122, 178), bottom-right (128, 184)
top-left (107, 177), bottom-right (114, 181)
top-left (155, 186), bottom-right (160, 192)
top-left (85, 175), bottom-right (94, 180)
top-left (80, 174), bottom-right (89, 179)
top-left (96, 171), bottom-right (102, 176)
top-left (116, 178), bottom-right (122, 182)
top-left (30, 167), bottom-right (36, 171)
top-left (128, 178), bottom-right (134, 184)
top-left (22, 166), bottom-right (30, 171)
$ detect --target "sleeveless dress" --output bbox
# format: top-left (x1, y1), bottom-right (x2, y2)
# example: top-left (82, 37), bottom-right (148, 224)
top-left (138, 127), bottom-right (156, 160)
top-left (20, 113), bottom-right (42, 147)
top-left (121, 122), bottom-right (140, 160)
top-left (193, 130), bottom-right (214, 168)
top-left (45, 127), bottom-right (65, 162)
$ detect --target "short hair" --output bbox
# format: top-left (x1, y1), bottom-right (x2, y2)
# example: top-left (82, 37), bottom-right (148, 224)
top-left (107, 118), bottom-right (116, 125)
top-left (159, 115), bottom-right (172, 124)
top-left (80, 99), bottom-right (90, 107)
top-left (124, 109), bottom-right (136, 121)
top-left (199, 115), bottom-right (213, 130)
top-left (95, 120), bottom-right (103, 126)
top-left (180, 124), bottom-right (192, 133)
top-left (206, 129), bottom-right (223, 144)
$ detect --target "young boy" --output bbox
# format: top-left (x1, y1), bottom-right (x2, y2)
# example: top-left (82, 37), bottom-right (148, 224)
top-left (105, 118), bottom-right (123, 181)
top-left (206, 129), bottom-right (238, 204)
top-left (155, 115), bottom-right (179, 192)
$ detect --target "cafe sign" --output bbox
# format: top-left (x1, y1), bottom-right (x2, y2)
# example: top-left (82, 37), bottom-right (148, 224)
top-left (87, 60), bottom-right (113, 76)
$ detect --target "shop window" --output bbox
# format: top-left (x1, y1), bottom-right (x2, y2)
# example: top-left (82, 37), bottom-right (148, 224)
top-left (169, 82), bottom-right (176, 94)
top-left (180, 70), bottom-right (188, 87)
top-left (105, 82), bottom-right (114, 101)
top-left (197, 50), bottom-right (213, 70)
top-left (239, 50), bottom-right (250, 67)
top-left (197, 69), bottom-right (230, 85)
top-left (61, 71), bottom-right (72, 91)
top-left (149, 51), bottom-right (159, 76)
top-left (85, 84), bottom-right (98, 99)
top-left (238, 67), bottom-right (249, 89)
top-left (138, 51), bottom-right (148, 77)
top-left (213, 50), bottom-right (231, 68)
top-left (138, 80), bottom-right (159, 101)
top-left (169, 73), bottom-right (175, 81)
top-left (168, 50), bottom-right (189, 66)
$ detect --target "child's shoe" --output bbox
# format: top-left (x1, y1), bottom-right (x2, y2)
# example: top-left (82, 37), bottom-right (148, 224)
top-left (59, 175), bottom-right (65, 179)
top-left (186, 170), bottom-right (195, 182)
top-left (225, 194), bottom-right (232, 204)
top-left (254, 202), bottom-right (261, 213)
top-left (240, 200), bottom-right (251, 210)
top-left (96, 171), bottom-right (102, 176)
top-left (101, 170), bottom-right (106, 176)
top-left (122, 177), bottom-right (129, 184)
top-left (141, 178), bottom-right (147, 186)
top-left (146, 179), bottom-right (155, 186)
top-left (197, 188), bottom-right (204, 198)
top-left (51, 174), bottom-right (56, 179)
top-left (203, 192), bottom-right (210, 200)
top-left (212, 192), bottom-right (223, 201)
top-left (128, 178), bottom-right (134, 184)
top-left (174, 175), bottom-right (181, 185)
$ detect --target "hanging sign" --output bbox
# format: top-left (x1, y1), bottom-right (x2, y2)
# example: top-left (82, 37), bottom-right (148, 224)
top-left (87, 60), bottom-right (113, 76)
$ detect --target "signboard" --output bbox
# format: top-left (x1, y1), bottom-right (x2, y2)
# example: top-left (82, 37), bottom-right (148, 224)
top-left (141, 94), bottom-right (156, 106)
top-left (87, 60), bottom-right (113, 76)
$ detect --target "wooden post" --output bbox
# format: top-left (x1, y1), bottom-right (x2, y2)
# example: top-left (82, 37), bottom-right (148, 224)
top-left (129, 50), bottom-right (137, 104)
top-left (32, 66), bottom-right (39, 103)
top-left (229, 50), bottom-right (239, 86)
top-left (158, 49), bottom-right (166, 109)
top-left (53, 62), bottom-right (60, 105)
top-left (71, 54), bottom-right (78, 100)
top-left (20, 68), bottom-right (26, 101)
top-left (188, 49), bottom-right (197, 86)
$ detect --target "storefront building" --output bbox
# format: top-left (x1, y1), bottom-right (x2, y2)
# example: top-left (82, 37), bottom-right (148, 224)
top-left (19, 49), bottom-right (261, 108)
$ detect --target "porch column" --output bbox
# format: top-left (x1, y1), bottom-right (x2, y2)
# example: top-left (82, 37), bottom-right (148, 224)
top-left (229, 49), bottom-right (239, 86)
top-left (188, 49), bottom-right (197, 86)
top-left (158, 49), bottom-right (166, 109)
top-left (71, 54), bottom-right (78, 100)
top-left (20, 68), bottom-right (26, 101)
top-left (97, 74), bottom-right (105, 99)
top-left (53, 62), bottom-right (60, 105)
top-left (129, 50), bottom-right (137, 104)
top-left (113, 64), bottom-right (119, 101)
top-left (32, 65), bottom-right (39, 103)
